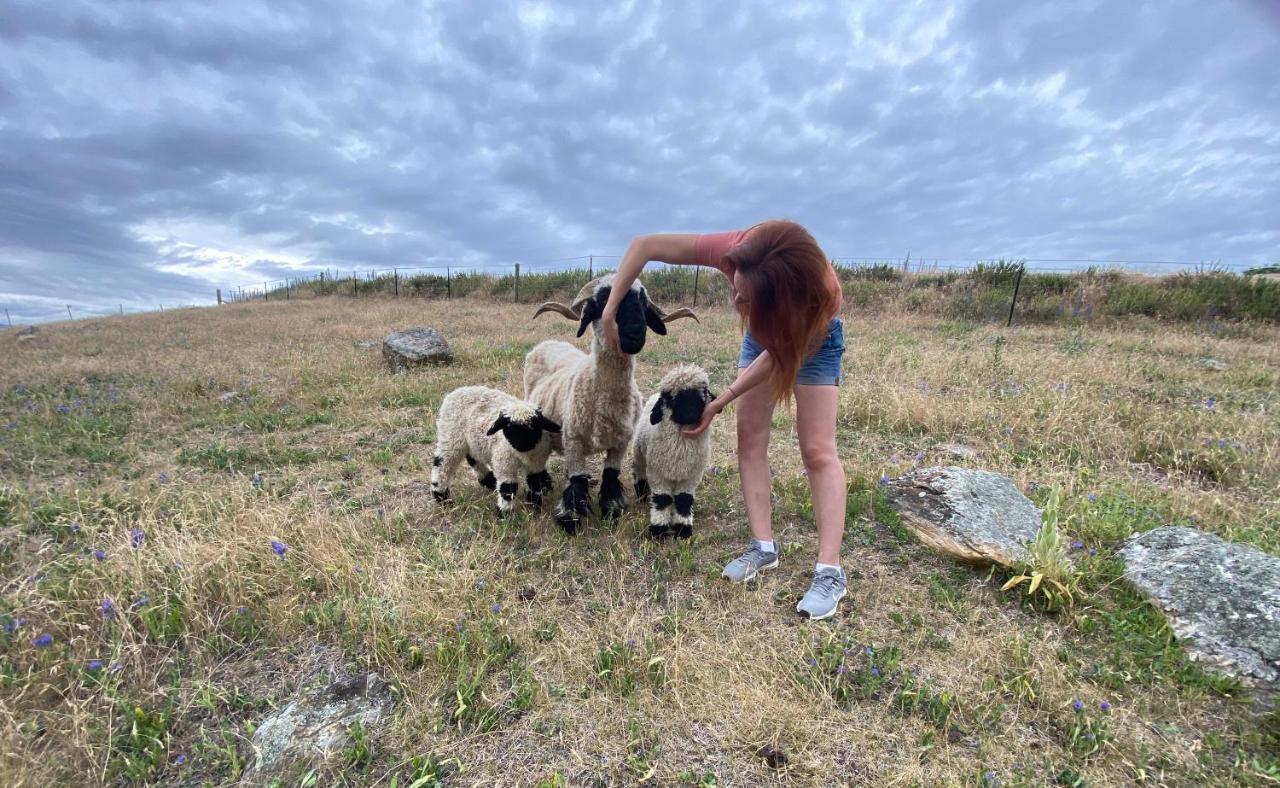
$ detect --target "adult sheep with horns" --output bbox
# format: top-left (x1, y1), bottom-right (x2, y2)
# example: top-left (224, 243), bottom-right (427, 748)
top-left (524, 274), bottom-right (698, 533)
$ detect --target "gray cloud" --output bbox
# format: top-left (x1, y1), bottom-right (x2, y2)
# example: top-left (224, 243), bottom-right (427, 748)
top-left (1, 0), bottom-right (1277, 323)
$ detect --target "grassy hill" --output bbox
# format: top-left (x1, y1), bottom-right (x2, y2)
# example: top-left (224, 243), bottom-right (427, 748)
top-left (2, 297), bottom-right (1278, 785)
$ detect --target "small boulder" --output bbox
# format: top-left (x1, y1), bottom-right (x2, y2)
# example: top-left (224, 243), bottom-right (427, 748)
top-left (1121, 527), bottom-right (1280, 699)
top-left (382, 327), bottom-right (453, 372)
top-left (883, 466), bottom-right (1041, 566)
top-left (248, 671), bottom-right (394, 776)
top-left (935, 443), bottom-right (978, 460)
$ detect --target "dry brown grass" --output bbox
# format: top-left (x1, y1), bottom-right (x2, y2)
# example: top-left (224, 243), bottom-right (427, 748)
top-left (1, 296), bottom-right (1277, 786)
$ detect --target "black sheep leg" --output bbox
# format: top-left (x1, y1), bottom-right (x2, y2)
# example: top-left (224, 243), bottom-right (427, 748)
top-left (525, 470), bottom-right (553, 508)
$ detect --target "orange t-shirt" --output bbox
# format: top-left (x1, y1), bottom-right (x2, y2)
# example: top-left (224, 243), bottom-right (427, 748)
top-left (693, 229), bottom-right (843, 313)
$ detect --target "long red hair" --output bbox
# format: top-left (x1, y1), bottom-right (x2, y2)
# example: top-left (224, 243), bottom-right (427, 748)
top-left (726, 220), bottom-right (838, 405)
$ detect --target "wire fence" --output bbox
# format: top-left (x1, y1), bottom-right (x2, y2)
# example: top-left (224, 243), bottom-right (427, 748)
top-left (4, 253), bottom-right (1273, 327)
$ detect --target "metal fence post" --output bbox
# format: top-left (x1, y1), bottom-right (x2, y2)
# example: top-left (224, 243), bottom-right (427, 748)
top-left (394, 268), bottom-right (399, 297)
top-left (447, 267), bottom-right (452, 299)
top-left (589, 255), bottom-right (593, 278)
top-left (514, 263), bottom-right (520, 302)
top-left (692, 265), bottom-right (700, 306)
top-left (67, 305), bottom-right (73, 320)
top-left (352, 271), bottom-right (358, 297)
top-left (1006, 264), bottom-right (1026, 327)
top-left (216, 289), bottom-right (222, 305)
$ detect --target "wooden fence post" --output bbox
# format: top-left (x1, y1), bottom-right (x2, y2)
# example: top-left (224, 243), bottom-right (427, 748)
top-left (514, 263), bottom-right (520, 303)
top-left (447, 267), bottom-right (452, 299)
top-left (285, 280), bottom-right (290, 300)
top-left (903, 252), bottom-right (910, 274)
top-left (319, 271), bottom-right (325, 295)
top-left (352, 271), bottom-right (358, 297)
top-left (216, 289), bottom-right (222, 305)
top-left (588, 255), bottom-right (593, 278)
top-left (394, 268), bottom-right (399, 297)
top-left (264, 282), bottom-right (269, 302)
top-left (692, 266), bottom-right (700, 306)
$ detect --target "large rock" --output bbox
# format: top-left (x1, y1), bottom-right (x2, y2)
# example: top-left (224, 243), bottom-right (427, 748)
top-left (382, 327), bottom-right (453, 371)
top-left (883, 466), bottom-right (1041, 566)
top-left (1121, 527), bottom-right (1280, 698)
top-left (248, 672), bottom-right (394, 776)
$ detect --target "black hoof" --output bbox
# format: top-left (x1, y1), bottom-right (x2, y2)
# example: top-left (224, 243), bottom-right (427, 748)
top-left (600, 498), bottom-right (626, 521)
top-left (478, 472), bottom-right (497, 491)
top-left (648, 523), bottom-right (672, 540)
top-left (432, 488), bottom-right (450, 502)
top-left (672, 524), bottom-right (693, 540)
top-left (635, 479), bottom-right (651, 500)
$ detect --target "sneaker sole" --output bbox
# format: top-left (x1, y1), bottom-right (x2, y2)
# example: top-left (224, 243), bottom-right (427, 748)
top-left (722, 556), bottom-right (779, 583)
top-left (797, 585), bottom-right (847, 621)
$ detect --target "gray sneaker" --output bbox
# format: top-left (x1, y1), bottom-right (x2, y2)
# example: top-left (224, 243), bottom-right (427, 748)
top-left (721, 541), bottom-right (780, 583)
top-left (796, 568), bottom-right (847, 620)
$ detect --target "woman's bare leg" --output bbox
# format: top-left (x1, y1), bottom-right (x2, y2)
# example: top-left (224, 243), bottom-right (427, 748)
top-left (735, 367), bottom-right (776, 542)
top-left (795, 384), bottom-right (845, 565)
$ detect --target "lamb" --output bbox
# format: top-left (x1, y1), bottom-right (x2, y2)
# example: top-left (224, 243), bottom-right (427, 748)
top-left (430, 386), bottom-right (561, 517)
top-left (525, 275), bottom-right (697, 534)
top-left (632, 365), bottom-right (715, 539)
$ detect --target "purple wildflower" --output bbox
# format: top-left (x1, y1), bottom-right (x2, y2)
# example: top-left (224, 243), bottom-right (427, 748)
top-left (878, 475), bottom-right (890, 486)
top-left (70, 522), bottom-right (82, 533)
top-left (175, 754), bottom-right (187, 766)
top-left (108, 662), bottom-right (123, 674)
top-left (130, 595), bottom-right (150, 611)
top-left (270, 539), bottom-right (287, 558)
top-left (1087, 492), bottom-right (1098, 503)
top-left (476, 578), bottom-right (486, 589)
top-left (4, 617), bottom-right (26, 633)
top-left (871, 667), bottom-right (880, 677)
top-left (983, 771), bottom-right (998, 786)
top-left (93, 549), bottom-right (106, 561)
top-left (889, 454), bottom-right (900, 465)
top-left (251, 472), bottom-right (263, 488)
top-left (1100, 701), bottom-right (1111, 712)
top-left (55, 404), bottom-right (71, 415)
top-left (1071, 540), bottom-right (1085, 551)
top-left (1089, 547), bottom-right (1098, 556)
top-left (455, 621), bottom-right (465, 632)
top-left (156, 472), bottom-right (169, 484)
top-left (836, 665), bottom-right (848, 675)
top-left (33, 633), bottom-right (53, 648)
top-left (1072, 699), bottom-right (1084, 712)
top-left (101, 598), bottom-right (115, 618)
top-left (865, 646), bottom-right (874, 656)
top-left (491, 603), bottom-right (501, 614)
top-left (27, 573), bottom-right (45, 584)
top-left (807, 658), bottom-right (817, 667)
top-left (237, 606), bottom-right (247, 614)
top-left (626, 639), bottom-right (637, 650)
top-left (130, 528), bottom-right (144, 549)
top-left (1202, 398), bottom-right (1215, 411)
top-left (87, 659), bottom-right (103, 671)
top-left (913, 451), bottom-right (924, 464)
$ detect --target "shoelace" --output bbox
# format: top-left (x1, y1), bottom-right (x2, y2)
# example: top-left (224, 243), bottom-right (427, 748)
top-left (812, 573), bottom-right (843, 596)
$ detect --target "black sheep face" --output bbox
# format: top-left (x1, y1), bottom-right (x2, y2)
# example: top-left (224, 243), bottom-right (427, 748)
top-left (488, 410), bottom-right (562, 452)
top-left (577, 284), bottom-right (668, 355)
top-left (651, 385), bottom-right (714, 427)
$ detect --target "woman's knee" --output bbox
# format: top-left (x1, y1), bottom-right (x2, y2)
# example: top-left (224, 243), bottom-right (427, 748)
top-left (799, 438), bottom-right (839, 473)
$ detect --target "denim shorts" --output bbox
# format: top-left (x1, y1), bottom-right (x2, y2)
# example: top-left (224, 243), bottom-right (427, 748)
top-left (738, 317), bottom-right (845, 386)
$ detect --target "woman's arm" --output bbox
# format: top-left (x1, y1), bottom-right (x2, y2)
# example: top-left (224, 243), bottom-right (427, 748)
top-left (681, 350), bottom-right (773, 438)
top-left (600, 234), bottom-right (699, 353)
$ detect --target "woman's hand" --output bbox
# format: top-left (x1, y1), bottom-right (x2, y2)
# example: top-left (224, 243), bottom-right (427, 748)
top-left (681, 399), bottom-right (724, 438)
top-left (601, 306), bottom-right (621, 354)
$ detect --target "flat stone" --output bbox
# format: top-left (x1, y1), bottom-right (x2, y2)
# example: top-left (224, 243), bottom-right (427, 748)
top-left (218, 391), bottom-right (240, 403)
top-left (1198, 358), bottom-right (1228, 372)
top-left (382, 326), bottom-right (453, 372)
top-left (1121, 527), bottom-right (1280, 699)
top-left (934, 443), bottom-right (978, 460)
top-left (883, 466), bottom-right (1041, 566)
top-left (353, 340), bottom-right (376, 349)
top-left (247, 671), bottom-right (394, 776)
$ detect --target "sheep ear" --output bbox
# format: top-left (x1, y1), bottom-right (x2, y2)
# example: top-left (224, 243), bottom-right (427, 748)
top-left (703, 386), bottom-right (716, 402)
top-left (649, 396), bottom-right (666, 425)
top-left (487, 415), bottom-right (509, 436)
top-left (536, 412), bottom-right (562, 433)
top-left (643, 303), bottom-right (668, 335)
top-left (576, 297), bottom-right (600, 338)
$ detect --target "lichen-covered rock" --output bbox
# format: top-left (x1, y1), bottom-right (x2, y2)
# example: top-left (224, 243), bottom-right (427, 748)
top-left (248, 672), bottom-right (394, 776)
top-left (382, 327), bottom-right (453, 371)
top-left (1121, 527), bottom-right (1280, 698)
top-left (883, 466), bottom-right (1041, 566)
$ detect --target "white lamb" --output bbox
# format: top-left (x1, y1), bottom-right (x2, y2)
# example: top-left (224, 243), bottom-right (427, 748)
top-left (632, 365), bottom-right (715, 539)
top-left (431, 386), bottom-right (561, 516)
top-left (525, 275), bottom-right (697, 534)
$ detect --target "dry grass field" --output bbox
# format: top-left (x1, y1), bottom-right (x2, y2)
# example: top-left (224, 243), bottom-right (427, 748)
top-left (1, 295), bottom-right (1278, 786)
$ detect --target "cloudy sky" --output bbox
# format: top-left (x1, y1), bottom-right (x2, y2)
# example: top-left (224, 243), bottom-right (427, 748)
top-left (1, 1), bottom-right (1277, 322)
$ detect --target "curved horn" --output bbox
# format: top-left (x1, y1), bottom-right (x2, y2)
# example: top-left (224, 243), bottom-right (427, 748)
top-left (533, 302), bottom-right (580, 320)
top-left (656, 306), bottom-right (699, 323)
